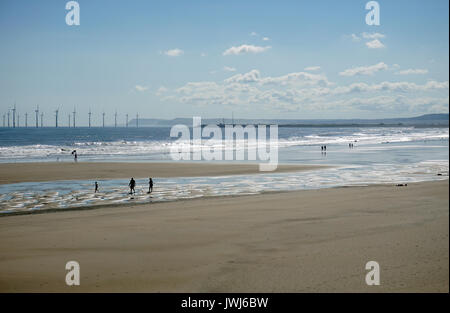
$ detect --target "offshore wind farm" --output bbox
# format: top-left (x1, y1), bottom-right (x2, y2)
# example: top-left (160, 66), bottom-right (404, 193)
top-left (1, 105), bottom-right (140, 128)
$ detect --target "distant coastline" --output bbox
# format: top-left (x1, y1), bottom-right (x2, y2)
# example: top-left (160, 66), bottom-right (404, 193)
top-left (130, 113), bottom-right (449, 128)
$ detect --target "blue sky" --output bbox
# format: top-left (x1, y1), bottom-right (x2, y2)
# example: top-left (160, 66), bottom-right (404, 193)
top-left (0, 0), bottom-right (448, 125)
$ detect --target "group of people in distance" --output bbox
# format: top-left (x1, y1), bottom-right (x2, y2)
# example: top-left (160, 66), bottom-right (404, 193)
top-left (94, 177), bottom-right (154, 195)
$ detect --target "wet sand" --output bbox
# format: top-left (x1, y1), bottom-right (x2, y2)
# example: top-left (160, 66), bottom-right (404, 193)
top-left (0, 162), bottom-right (325, 185)
top-left (0, 180), bottom-right (448, 292)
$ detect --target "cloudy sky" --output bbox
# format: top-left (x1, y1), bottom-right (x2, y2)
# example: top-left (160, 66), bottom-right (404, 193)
top-left (0, 0), bottom-right (448, 125)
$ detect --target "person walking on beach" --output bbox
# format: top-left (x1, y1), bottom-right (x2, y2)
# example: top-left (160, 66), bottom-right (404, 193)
top-left (148, 178), bottom-right (154, 194)
top-left (129, 178), bottom-right (136, 195)
top-left (94, 181), bottom-right (99, 193)
top-left (71, 150), bottom-right (78, 162)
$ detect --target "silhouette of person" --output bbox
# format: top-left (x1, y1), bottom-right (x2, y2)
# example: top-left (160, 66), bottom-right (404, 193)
top-left (129, 178), bottom-right (136, 195)
top-left (148, 178), bottom-right (153, 194)
top-left (71, 150), bottom-right (78, 162)
top-left (95, 181), bottom-right (99, 193)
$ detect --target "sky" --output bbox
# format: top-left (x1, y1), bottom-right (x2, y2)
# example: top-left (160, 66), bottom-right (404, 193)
top-left (0, 0), bottom-right (448, 125)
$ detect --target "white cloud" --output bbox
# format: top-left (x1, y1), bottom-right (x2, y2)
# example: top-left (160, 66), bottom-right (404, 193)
top-left (362, 32), bottom-right (385, 39)
top-left (351, 34), bottom-right (361, 42)
top-left (304, 66), bottom-right (321, 71)
top-left (250, 32), bottom-right (258, 36)
top-left (223, 69), bottom-right (331, 87)
top-left (159, 64), bottom-right (448, 114)
top-left (396, 69), bottom-right (429, 75)
top-left (223, 66), bottom-right (237, 72)
top-left (349, 32), bottom-right (386, 49)
top-left (262, 37), bottom-right (270, 41)
top-left (339, 62), bottom-right (389, 76)
top-left (164, 48), bottom-right (184, 57)
top-left (223, 44), bottom-right (271, 56)
top-left (259, 72), bottom-right (331, 87)
top-left (225, 70), bottom-right (261, 83)
top-left (135, 85), bottom-right (149, 92)
top-left (155, 86), bottom-right (168, 96)
top-left (423, 80), bottom-right (449, 89)
top-left (366, 39), bottom-right (385, 49)
top-left (332, 80), bottom-right (448, 94)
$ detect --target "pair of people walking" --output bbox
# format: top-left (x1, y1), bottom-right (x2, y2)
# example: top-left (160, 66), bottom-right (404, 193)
top-left (128, 177), bottom-right (153, 195)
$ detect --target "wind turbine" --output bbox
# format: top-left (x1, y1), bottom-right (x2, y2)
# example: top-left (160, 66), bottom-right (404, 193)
top-left (55, 108), bottom-right (59, 127)
top-left (25, 112), bottom-right (28, 127)
top-left (102, 112), bottom-right (105, 127)
top-left (40, 112), bottom-right (44, 127)
top-left (126, 114), bottom-right (128, 128)
top-left (72, 107), bottom-right (76, 128)
top-left (68, 114), bottom-right (71, 128)
top-left (12, 103), bottom-right (16, 128)
top-left (136, 113), bottom-right (139, 128)
top-left (2, 114), bottom-right (5, 127)
top-left (88, 109), bottom-right (92, 128)
top-left (17, 113), bottom-right (20, 127)
top-left (114, 110), bottom-right (117, 128)
top-left (7, 110), bottom-right (10, 127)
top-left (35, 106), bottom-right (39, 128)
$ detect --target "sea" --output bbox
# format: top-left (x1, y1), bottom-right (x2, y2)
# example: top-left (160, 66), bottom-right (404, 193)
top-left (0, 126), bottom-right (448, 214)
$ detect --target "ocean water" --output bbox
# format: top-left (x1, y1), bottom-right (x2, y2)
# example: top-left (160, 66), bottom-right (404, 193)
top-left (0, 126), bottom-right (447, 163)
top-left (0, 126), bottom-right (448, 214)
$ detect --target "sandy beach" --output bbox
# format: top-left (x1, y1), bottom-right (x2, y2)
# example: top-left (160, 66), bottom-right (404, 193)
top-left (1, 0), bottom-right (448, 300)
top-left (0, 179), bottom-right (447, 292)
top-left (0, 162), bottom-right (325, 185)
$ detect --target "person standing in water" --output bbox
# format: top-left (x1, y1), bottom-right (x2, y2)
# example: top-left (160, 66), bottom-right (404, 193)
top-left (71, 150), bottom-right (78, 162)
top-left (148, 178), bottom-right (154, 194)
top-left (129, 178), bottom-right (136, 195)
top-left (94, 181), bottom-right (99, 193)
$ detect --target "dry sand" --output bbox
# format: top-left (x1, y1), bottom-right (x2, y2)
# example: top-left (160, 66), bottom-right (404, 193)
top-left (0, 180), bottom-right (448, 292)
top-left (0, 162), bottom-right (325, 185)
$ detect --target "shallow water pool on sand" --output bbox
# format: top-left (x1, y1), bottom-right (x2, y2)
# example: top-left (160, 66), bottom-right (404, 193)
top-left (0, 160), bottom-right (447, 214)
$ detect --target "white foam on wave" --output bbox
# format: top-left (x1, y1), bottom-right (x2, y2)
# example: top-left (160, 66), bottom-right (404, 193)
top-left (0, 127), bottom-right (447, 161)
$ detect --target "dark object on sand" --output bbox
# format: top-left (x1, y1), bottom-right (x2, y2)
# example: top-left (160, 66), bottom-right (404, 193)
top-left (396, 183), bottom-right (408, 187)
